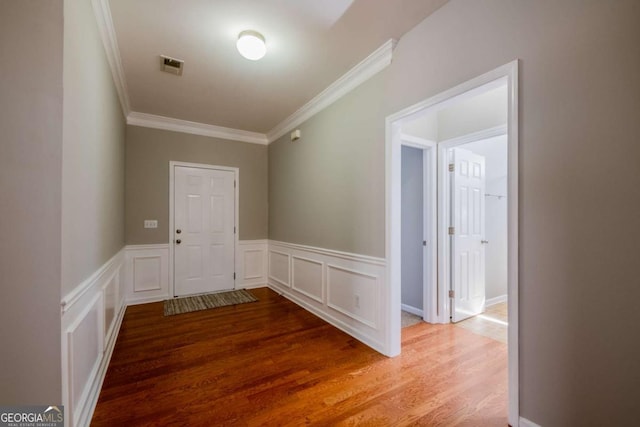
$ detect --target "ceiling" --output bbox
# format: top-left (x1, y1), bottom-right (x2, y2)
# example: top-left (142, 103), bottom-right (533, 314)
top-left (108, 0), bottom-right (448, 136)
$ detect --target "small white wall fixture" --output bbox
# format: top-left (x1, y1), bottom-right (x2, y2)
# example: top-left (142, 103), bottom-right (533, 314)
top-left (385, 60), bottom-right (519, 425)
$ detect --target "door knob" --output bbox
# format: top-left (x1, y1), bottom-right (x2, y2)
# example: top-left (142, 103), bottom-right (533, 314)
top-left (176, 239), bottom-right (182, 244)
top-left (176, 229), bottom-right (182, 234)
top-left (481, 240), bottom-right (489, 244)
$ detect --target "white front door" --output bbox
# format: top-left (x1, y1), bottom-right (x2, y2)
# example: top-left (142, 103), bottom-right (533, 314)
top-left (450, 148), bottom-right (486, 322)
top-left (174, 166), bottom-right (235, 296)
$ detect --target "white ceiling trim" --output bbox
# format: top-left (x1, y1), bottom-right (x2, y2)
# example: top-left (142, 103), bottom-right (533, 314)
top-left (91, 0), bottom-right (131, 116)
top-left (266, 38), bottom-right (397, 143)
top-left (127, 112), bottom-right (269, 145)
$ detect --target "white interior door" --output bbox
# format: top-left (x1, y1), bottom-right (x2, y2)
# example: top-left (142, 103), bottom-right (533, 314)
top-left (450, 147), bottom-right (486, 322)
top-left (174, 166), bottom-right (235, 296)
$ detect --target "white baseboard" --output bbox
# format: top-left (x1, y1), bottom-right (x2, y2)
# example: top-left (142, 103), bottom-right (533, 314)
top-left (401, 303), bottom-right (423, 317)
top-left (486, 294), bottom-right (508, 307)
top-left (519, 417), bottom-right (542, 427)
top-left (241, 283), bottom-right (268, 290)
top-left (126, 294), bottom-right (168, 306)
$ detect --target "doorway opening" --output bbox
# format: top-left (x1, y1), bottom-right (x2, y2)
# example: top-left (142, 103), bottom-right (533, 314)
top-left (443, 133), bottom-right (508, 342)
top-left (399, 135), bottom-right (436, 327)
top-left (386, 61), bottom-right (518, 424)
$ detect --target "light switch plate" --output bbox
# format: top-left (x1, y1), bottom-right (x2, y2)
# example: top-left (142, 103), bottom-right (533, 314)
top-left (144, 220), bottom-right (158, 229)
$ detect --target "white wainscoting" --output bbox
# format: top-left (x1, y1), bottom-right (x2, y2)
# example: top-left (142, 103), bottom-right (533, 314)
top-left (61, 248), bottom-right (126, 427)
top-left (291, 255), bottom-right (323, 303)
top-left (124, 244), bottom-right (170, 305)
top-left (58, 239), bottom-right (266, 427)
top-left (60, 240), bottom-right (387, 426)
top-left (268, 249), bottom-right (291, 287)
top-left (124, 241), bottom-right (265, 302)
top-left (267, 240), bottom-right (387, 354)
top-left (236, 240), bottom-right (268, 288)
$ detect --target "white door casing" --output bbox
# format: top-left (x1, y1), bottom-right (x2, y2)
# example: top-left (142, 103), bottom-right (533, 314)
top-left (173, 165), bottom-right (235, 296)
top-left (450, 147), bottom-right (486, 322)
top-left (386, 61), bottom-right (518, 425)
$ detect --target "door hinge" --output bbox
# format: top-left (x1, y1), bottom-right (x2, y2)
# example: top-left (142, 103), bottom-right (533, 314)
top-left (234, 226), bottom-right (236, 234)
top-left (449, 290), bottom-right (455, 298)
top-left (448, 226), bottom-right (455, 235)
top-left (423, 240), bottom-right (427, 246)
top-left (234, 180), bottom-right (236, 188)
top-left (233, 272), bottom-right (236, 280)
top-left (449, 163), bottom-right (455, 172)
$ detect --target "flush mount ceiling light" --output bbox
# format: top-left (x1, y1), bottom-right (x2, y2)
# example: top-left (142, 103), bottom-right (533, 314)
top-left (236, 30), bottom-right (266, 61)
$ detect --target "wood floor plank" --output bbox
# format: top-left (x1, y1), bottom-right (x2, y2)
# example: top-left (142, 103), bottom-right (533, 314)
top-left (91, 287), bottom-right (507, 426)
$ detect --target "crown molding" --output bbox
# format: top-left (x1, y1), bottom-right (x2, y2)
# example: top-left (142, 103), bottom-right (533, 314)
top-left (127, 112), bottom-right (269, 145)
top-left (266, 38), bottom-right (397, 143)
top-left (90, 0), bottom-right (394, 145)
top-left (91, 0), bottom-right (131, 116)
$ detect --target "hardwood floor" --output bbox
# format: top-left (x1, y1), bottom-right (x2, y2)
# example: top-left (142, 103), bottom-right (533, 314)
top-left (92, 288), bottom-right (507, 426)
top-left (455, 303), bottom-right (508, 343)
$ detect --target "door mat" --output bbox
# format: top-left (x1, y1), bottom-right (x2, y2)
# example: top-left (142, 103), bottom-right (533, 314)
top-left (164, 289), bottom-right (258, 316)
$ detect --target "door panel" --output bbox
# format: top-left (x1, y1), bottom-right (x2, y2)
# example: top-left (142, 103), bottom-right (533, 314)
top-left (210, 195), bottom-right (224, 232)
top-left (187, 195), bottom-right (202, 232)
top-left (174, 166), bottom-right (235, 296)
top-left (210, 244), bottom-right (224, 277)
top-left (187, 245), bottom-right (202, 279)
top-left (451, 148), bottom-right (486, 322)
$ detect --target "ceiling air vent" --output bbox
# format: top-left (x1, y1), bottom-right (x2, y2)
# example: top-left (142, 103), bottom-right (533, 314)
top-left (160, 55), bottom-right (184, 76)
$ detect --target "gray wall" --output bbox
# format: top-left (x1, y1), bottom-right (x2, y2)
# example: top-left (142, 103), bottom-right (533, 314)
top-left (484, 175), bottom-right (507, 300)
top-left (268, 0), bottom-right (640, 424)
top-left (269, 72), bottom-right (386, 256)
top-left (388, 1), bottom-right (640, 424)
top-left (125, 125), bottom-right (268, 244)
top-left (0, 0), bottom-right (63, 404)
top-left (62, 0), bottom-right (126, 295)
top-left (401, 146), bottom-right (423, 310)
